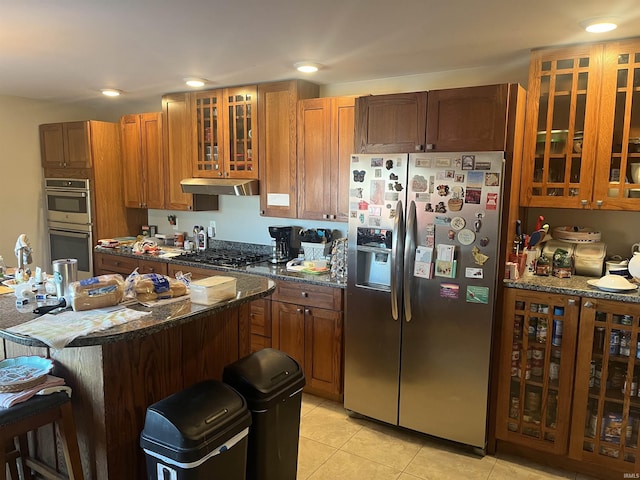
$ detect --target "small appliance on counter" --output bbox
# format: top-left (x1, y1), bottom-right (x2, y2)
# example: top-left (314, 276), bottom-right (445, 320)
top-left (268, 226), bottom-right (295, 264)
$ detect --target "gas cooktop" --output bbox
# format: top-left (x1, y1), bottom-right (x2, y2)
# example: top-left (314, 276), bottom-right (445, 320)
top-left (172, 249), bottom-right (271, 268)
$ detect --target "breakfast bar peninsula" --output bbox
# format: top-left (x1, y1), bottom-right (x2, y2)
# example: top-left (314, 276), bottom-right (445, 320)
top-left (0, 271), bottom-right (275, 480)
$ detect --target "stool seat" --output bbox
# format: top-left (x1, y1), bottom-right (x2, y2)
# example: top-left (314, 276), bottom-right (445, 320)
top-left (0, 392), bottom-right (83, 480)
top-left (0, 392), bottom-right (70, 428)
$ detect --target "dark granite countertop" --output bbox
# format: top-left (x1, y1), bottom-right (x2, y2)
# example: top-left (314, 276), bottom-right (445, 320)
top-left (96, 246), bottom-right (346, 288)
top-left (0, 271), bottom-right (275, 348)
top-left (504, 274), bottom-right (640, 304)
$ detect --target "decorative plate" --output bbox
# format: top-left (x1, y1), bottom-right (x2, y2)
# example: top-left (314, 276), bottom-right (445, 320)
top-left (0, 356), bottom-right (54, 391)
top-left (587, 279), bottom-right (638, 293)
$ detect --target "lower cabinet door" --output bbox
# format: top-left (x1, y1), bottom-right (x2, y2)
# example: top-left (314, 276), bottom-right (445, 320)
top-left (304, 306), bottom-right (342, 398)
top-left (271, 301), bottom-right (306, 370)
top-left (496, 288), bottom-right (579, 454)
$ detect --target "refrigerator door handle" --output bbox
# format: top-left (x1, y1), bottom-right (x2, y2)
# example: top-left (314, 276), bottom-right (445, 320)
top-left (404, 200), bottom-right (417, 322)
top-left (390, 200), bottom-right (404, 321)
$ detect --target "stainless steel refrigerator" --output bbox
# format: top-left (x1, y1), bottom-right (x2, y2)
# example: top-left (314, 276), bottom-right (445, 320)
top-left (344, 151), bottom-right (505, 452)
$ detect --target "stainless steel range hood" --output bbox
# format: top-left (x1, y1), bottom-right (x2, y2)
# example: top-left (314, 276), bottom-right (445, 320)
top-left (180, 178), bottom-right (259, 196)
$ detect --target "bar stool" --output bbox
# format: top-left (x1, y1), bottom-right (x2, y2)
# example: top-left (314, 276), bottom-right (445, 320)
top-left (0, 392), bottom-right (83, 480)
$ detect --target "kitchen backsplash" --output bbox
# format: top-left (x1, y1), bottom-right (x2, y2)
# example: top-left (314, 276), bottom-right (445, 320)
top-left (526, 208), bottom-right (640, 259)
top-left (148, 196), bottom-right (346, 247)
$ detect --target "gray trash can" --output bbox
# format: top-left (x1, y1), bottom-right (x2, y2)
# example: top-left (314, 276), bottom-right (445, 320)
top-left (140, 380), bottom-right (251, 480)
top-left (223, 348), bottom-right (305, 480)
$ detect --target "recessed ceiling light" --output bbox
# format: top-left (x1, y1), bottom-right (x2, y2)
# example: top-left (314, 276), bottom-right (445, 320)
top-left (100, 88), bottom-right (122, 97)
top-left (184, 77), bottom-right (207, 87)
top-left (580, 17), bottom-right (618, 33)
top-left (294, 62), bottom-right (322, 73)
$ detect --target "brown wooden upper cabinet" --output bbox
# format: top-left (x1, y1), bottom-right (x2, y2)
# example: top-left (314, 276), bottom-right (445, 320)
top-left (354, 92), bottom-right (427, 153)
top-left (426, 84), bottom-right (508, 151)
top-left (192, 86), bottom-right (258, 179)
top-left (258, 80), bottom-right (320, 218)
top-left (297, 96), bottom-right (355, 221)
top-left (120, 112), bottom-right (164, 209)
top-left (40, 121), bottom-right (92, 169)
top-left (354, 85), bottom-right (513, 154)
top-left (521, 38), bottom-right (640, 210)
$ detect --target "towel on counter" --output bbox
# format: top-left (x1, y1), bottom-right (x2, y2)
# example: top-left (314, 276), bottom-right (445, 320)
top-left (8, 307), bottom-right (152, 350)
top-left (0, 375), bottom-right (70, 408)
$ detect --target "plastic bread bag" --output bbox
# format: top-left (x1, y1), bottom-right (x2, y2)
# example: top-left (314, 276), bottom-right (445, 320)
top-left (124, 269), bottom-right (188, 302)
top-left (69, 274), bottom-right (125, 311)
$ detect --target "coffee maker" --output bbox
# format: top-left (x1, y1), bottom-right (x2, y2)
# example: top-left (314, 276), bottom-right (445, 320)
top-left (269, 226), bottom-right (294, 263)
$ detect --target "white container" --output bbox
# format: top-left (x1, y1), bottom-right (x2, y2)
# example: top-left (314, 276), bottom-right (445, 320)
top-left (574, 242), bottom-right (607, 277)
top-left (190, 276), bottom-right (237, 305)
top-left (301, 242), bottom-right (330, 261)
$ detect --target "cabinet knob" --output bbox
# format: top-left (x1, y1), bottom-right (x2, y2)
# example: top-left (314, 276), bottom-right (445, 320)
top-left (323, 214), bottom-right (328, 219)
top-left (596, 200), bottom-right (603, 207)
top-left (567, 299), bottom-right (576, 306)
top-left (301, 292), bottom-right (308, 298)
top-left (580, 199), bottom-right (588, 207)
top-left (425, 144), bottom-right (434, 151)
top-left (584, 301), bottom-right (594, 308)
top-left (296, 308), bottom-right (303, 313)
top-left (305, 308), bottom-right (310, 314)
top-left (149, 267), bottom-right (155, 272)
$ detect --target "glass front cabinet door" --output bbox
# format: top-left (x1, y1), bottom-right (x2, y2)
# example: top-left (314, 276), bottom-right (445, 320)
top-left (521, 44), bottom-right (603, 208)
top-left (496, 289), bottom-right (580, 454)
top-left (193, 86), bottom-right (257, 178)
top-left (570, 298), bottom-right (640, 469)
top-left (593, 39), bottom-right (640, 209)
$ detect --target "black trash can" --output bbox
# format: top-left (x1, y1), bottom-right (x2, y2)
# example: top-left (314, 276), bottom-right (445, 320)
top-left (140, 379), bottom-right (252, 480)
top-left (223, 348), bottom-right (306, 480)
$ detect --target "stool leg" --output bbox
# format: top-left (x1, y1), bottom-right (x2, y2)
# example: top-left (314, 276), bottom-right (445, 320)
top-left (1, 441), bottom-right (7, 480)
top-left (57, 402), bottom-right (83, 480)
top-left (16, 435), bottom-right (32, 480)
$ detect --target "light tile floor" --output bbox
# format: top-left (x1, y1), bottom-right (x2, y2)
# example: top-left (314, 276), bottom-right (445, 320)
top-left (297, 393), bottom-right (600, 480)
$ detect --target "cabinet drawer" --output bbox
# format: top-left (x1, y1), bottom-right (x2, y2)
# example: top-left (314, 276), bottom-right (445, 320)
top-left (271, 280), bottom-right (343, 310)
top-left (138, 259), bottom-right (168, 275)
top-left (94, 253), bottom-right (138, 276)
top-left (250, 298), bottom-right (272, 336)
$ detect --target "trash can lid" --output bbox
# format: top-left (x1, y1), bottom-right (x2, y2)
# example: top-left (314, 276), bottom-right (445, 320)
top-left (140, 380), bottom-right (251, 463)
top-left (223, 348), bottom-right (305, 409)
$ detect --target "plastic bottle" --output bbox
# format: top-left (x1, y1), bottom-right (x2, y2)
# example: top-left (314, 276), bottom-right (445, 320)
top-left (0, 255), bottom-right (5, 279)
top-left (198, 227), bottom-right (207, 251)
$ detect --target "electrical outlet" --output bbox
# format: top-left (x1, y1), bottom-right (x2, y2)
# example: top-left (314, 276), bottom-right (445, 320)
top-left (209, 221), bottom-right (216, 238)
top-left (172, 219), bottom-right (179, 230)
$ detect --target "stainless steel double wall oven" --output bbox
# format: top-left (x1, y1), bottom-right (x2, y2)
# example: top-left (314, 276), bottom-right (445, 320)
top-left (45, 178), bottom-right (93, 278)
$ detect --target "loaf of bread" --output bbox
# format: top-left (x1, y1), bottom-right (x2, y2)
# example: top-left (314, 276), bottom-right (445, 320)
top-left (125, 272), bottom-right (188, 303)
top-left (69, 274), bottom-right (125, 311)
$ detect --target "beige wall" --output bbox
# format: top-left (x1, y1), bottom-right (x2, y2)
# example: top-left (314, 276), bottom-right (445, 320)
top-left (0, 96), bottom-right (95, 270)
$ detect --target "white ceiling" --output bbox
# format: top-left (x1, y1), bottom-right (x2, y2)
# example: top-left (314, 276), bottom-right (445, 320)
top-left (2, 0), bottom-right (640, 108)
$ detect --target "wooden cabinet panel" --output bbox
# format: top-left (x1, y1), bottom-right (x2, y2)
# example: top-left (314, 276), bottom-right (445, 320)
top-left (163, 93), bottom-right (195, 211)
top-left (40, 122), bottom-right (91, 169)
top-left (137, 259), bottom-right (168, 275)
top-left (569, 298), bottom-right (640, 471)
top-left (258, 80), bottom-right (319, 218)
top-left (250, 297), bottom-right (272, 353)
top-left (334, 97), bottom-right (355, 222)
top-left (167, 263), bottom-right (217, 280)
top-left (496, 289), bottom-right (580, 454)
top-left (426, 84), bottom-right (508, 151)
top-left (271, 278), bottom-right (344, 400)
top-left (354, 92), bottom-right (427, 153)
top-left (271, 301), bottom-right (306, 370)
top-left (305, 306), bottom-right (342, 395)
top-left (297, 96), bottom-right (354, 221)
top-left (271, 280), bottom-right (342, 310)
top-left (121, 113), bottom-right (164, 209)
top-left (94, 253), bottom-right (139, 276)
top-left (520, 40), bottom-right (640, 210)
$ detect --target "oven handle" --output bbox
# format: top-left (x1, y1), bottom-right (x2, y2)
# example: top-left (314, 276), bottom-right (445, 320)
top-left (48, 229), bottom-right (91, 239)
top-left (46, 190), bottom-right (88, 198)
